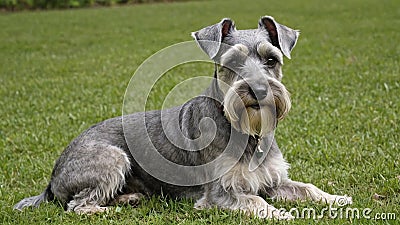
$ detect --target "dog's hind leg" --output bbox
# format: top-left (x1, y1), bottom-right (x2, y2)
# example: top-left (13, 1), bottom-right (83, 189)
top-left (265, 179), bottom-right (352, 206)
top-left (50, 143), bottom-right (131, 214)
top-left (66, 188), bottom-right (110, 214)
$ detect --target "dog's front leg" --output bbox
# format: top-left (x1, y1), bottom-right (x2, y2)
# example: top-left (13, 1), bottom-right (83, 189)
top-left (195, 188), bottom-right (293, 220)
top-left (227, 194), bottom-right (294, 219)
top-left (266, 179), bottom-right (352, 206)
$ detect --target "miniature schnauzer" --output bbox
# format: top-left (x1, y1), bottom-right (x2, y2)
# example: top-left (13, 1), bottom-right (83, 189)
top-left (14, 16), bottom-right (352, 219)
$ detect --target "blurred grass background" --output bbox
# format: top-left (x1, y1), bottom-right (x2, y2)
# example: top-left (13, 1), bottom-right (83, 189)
top-left (0, 0), bottom-right (189, 11)
top-left (0, 0), bottom-right (399, 224)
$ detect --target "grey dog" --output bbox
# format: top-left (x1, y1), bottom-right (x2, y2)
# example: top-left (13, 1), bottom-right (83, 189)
top-left (14, 16), bottom-right (352, 219)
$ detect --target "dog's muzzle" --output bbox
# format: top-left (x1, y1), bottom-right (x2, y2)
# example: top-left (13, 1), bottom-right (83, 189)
top-left (223, 78), bottom-right (290, 137)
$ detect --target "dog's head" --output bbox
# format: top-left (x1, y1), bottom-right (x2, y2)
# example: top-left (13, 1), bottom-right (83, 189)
top-left (192, 16), bottom-right (299, 137)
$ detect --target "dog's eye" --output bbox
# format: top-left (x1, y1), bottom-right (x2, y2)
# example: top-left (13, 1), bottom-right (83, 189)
top-left (265, 57), bottom-right (277, 68)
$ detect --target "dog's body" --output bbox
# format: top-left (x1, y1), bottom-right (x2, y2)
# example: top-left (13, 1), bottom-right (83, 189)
top-left (14, 16), bottom-right (351, 219)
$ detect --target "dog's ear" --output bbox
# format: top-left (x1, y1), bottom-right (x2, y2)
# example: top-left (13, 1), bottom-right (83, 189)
top-left (258, 16), bottom-right (299, 59)
top-left (192, 18), bottom-right (235, 60)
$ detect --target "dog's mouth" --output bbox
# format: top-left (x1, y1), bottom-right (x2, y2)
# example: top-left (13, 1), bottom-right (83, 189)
top-left (248, 103), bottom-right (260, 110)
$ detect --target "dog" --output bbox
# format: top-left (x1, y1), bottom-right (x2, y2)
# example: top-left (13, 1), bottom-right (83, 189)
top-left (14, 16), bottom-right (352, 219)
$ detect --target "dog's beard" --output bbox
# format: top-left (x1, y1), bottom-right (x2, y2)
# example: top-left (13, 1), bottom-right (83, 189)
top-left (223, 79), bottom-right (291, 137)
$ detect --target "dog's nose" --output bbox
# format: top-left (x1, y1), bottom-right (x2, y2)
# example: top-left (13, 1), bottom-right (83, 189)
top-left (249, 85), bottom-right (268, 101)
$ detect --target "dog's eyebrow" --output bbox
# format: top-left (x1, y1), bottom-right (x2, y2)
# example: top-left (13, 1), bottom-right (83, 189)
top-left (257, 42), bottom-right (283, 64)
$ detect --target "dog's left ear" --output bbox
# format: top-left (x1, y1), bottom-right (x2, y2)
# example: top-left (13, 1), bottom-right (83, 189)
top-left (192, 18), bottom-right (235, 60)
top-left (259, 16), bottom-right (299, 59)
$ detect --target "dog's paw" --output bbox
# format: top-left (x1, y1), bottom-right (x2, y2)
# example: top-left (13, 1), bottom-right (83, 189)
top-left (194, 197), bottom-right (212, 210)
top-left (72, 206), bottom-right (109, 215)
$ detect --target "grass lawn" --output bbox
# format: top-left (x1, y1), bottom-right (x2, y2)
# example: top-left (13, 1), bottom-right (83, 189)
top-left (0, 0), bottom-right (399, 224)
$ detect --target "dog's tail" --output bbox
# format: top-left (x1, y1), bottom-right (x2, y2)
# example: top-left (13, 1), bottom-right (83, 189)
top-left (13, 183), bottom-right (54, 211)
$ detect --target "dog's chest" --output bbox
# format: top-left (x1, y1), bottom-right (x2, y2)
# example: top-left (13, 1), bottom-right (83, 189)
top-left (217, 156), bottom-right (285, 195)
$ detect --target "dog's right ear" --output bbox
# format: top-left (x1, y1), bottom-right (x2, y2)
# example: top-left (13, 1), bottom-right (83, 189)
top-left (192, 18), bottom-right (235, 60)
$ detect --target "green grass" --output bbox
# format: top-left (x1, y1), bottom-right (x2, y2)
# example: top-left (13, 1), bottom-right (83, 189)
top-left (1, 0), bottom-right (399, 224)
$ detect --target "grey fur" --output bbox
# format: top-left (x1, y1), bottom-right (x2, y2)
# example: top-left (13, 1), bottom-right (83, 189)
top-left (14, 16), bottom-right (351, 219)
